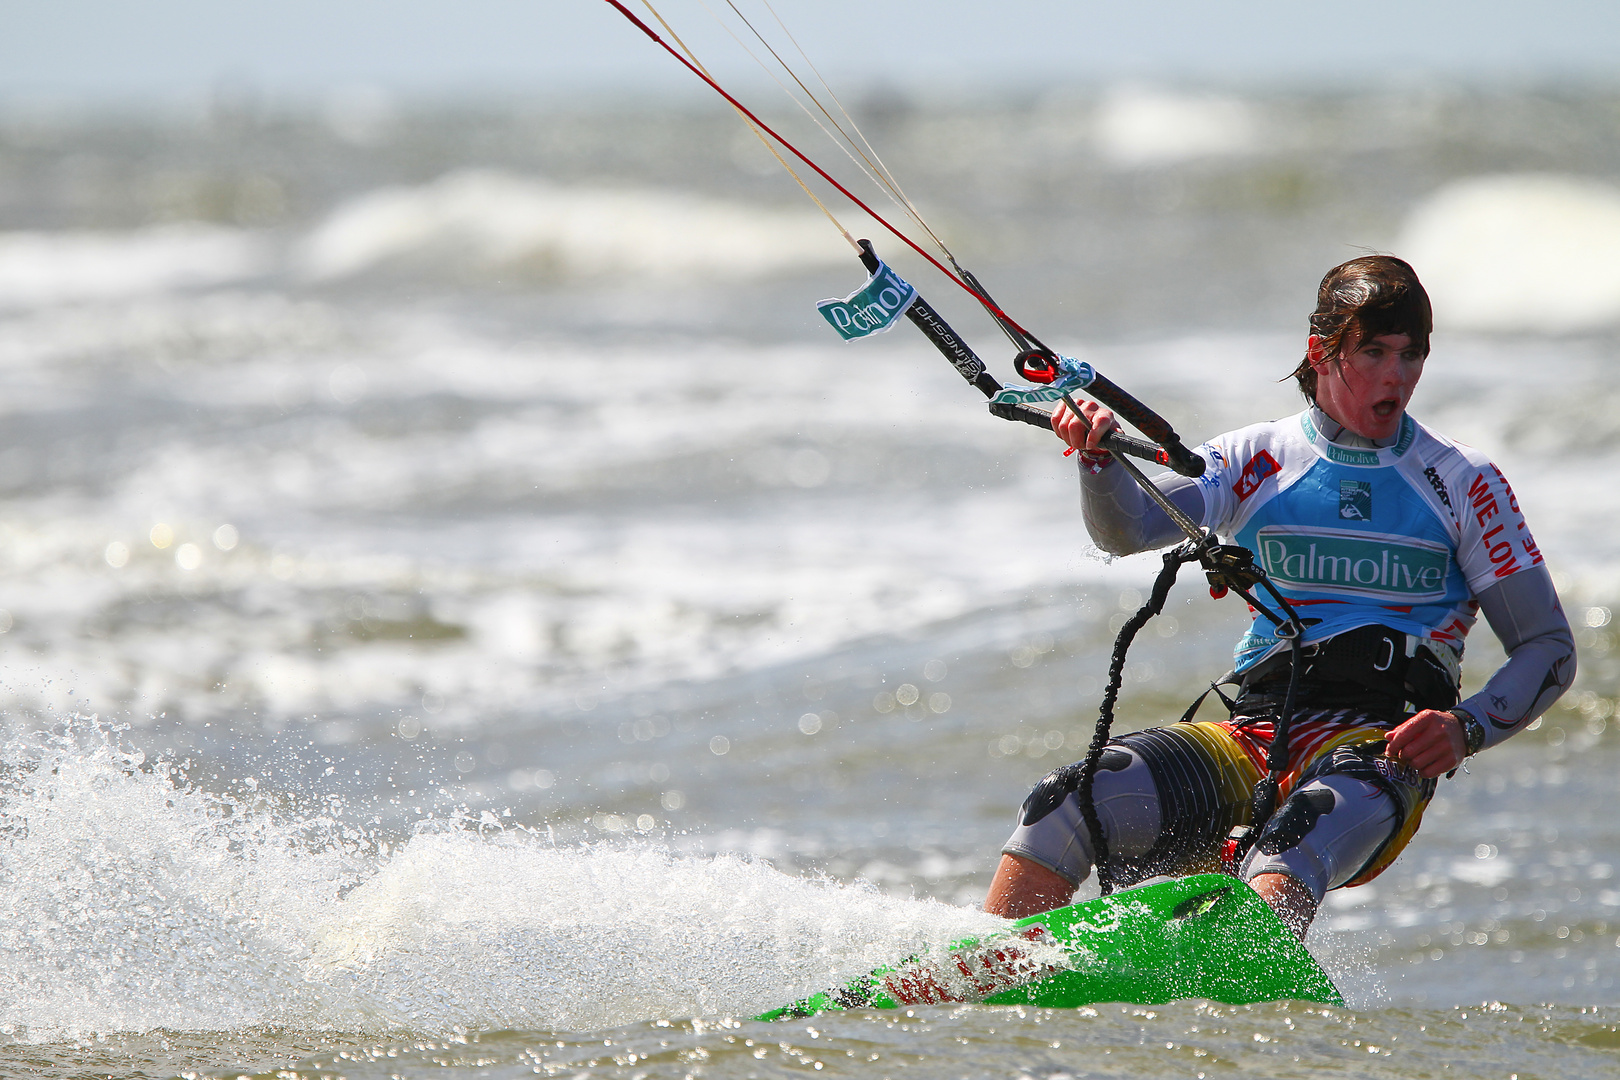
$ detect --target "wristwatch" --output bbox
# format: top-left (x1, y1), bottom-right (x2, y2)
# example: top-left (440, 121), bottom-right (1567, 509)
top-left (1449, 707), bottom-right (1486, 757)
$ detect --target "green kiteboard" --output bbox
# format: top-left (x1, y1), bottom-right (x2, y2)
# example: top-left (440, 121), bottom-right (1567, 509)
top-left (758, 874), bottom-right (1342, 1020)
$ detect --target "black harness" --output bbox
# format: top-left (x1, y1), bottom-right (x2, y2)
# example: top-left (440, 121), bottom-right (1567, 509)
top-left (1235, 623), bottom-right (1459, 715)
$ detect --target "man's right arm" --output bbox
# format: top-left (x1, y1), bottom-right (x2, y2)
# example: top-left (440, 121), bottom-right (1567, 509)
top-left (1050, 398), bottom-right (1213, 555)
top-left (1080, 459), bottom-right (1208, 555)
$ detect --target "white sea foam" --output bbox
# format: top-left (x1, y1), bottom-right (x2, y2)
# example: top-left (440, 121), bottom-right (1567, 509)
top-left (0, 306), bottom-right (1611, 729)
top-left (1399, 173), bottom-right (1620, 333)
top-left (1093, 86), bottom-right (1258, 167)
top-left (0, 224), bottom-right (271, 309)
top-left (0, 722), bottom-right (1004, 1040)
top-left (296, 169), bottom-right (848, 283)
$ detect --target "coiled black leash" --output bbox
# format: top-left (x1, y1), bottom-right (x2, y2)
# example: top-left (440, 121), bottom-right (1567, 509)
top-left (1077, 544), bottom-right (1195, 894)
top-left (1070, 529), bottom-right (1307, 896)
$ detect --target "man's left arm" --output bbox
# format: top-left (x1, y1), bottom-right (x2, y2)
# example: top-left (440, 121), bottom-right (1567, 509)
top-left (1388, 567), bottom-right (1576, 776)
top-left (1455, 567), bottom-right (1577, 748)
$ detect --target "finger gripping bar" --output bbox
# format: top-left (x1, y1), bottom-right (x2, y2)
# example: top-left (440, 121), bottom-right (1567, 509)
top-left (986, 402), bottom-right (1172, 467)
top-left (1081, 371), bottom-right (1206, 478)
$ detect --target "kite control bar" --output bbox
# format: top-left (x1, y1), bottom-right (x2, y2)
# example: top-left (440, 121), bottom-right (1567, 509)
top-left (985, 399), bottom-right (1178, 468)
top-left (1013, 352), bottom-right (1205, 478)
top-left (855, 241), bottom-right (1204, 478)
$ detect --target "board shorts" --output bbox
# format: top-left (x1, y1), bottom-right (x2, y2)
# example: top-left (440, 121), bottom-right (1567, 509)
top-left (1001, 709), bottom-right (1438, 902)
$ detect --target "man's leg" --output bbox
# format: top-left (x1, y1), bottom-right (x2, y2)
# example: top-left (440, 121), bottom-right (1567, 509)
top-left (986, 742), bottom-right (1165, 918)
top-left (1240, 767), bottom-right (1409, 939)
top-left (984, 853), bottom-right (1076, 918)
top-left (1248, 872), bottom-right (1318, 940)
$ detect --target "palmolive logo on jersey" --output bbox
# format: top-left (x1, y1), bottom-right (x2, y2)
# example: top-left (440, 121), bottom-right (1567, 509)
top-left (1254, 526), bottom-right (1452, 602)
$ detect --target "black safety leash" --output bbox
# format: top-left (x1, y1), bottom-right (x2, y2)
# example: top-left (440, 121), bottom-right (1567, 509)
top-left (1071, 534), bottom-right (1308, 894)
top-left (1078, 543), bottom-right (1194, 894)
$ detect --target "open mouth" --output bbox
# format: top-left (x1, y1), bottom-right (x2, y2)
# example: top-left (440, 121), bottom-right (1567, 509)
top-left (1371, 398), bottom-right (1401, 418)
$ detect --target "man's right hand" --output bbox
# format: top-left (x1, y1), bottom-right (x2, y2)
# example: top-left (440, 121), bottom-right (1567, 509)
top-left (1052, 398), bottom-right (1120, 454)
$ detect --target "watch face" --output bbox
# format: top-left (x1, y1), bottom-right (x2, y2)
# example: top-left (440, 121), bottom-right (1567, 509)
top-left (1460, 714), bottom-right (1486, 755)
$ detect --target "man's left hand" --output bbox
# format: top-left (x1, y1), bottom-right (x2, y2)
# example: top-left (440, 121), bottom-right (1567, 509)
top-left (1385, 709), bottom-right (1468, 778)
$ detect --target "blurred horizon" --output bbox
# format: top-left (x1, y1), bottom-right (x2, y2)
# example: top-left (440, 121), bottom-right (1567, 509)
top-left (4, 0), bottom-right (1620, 111)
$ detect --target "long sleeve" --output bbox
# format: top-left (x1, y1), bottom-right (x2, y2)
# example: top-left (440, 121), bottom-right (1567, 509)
top-left (1079, 460), bottom-right (1208, 556)
top-left (1459, 566), bottom-right (1577, 750)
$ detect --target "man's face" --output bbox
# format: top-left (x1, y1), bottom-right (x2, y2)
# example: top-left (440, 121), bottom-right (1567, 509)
top-left (1311, 332), bottom-right (1426, 442)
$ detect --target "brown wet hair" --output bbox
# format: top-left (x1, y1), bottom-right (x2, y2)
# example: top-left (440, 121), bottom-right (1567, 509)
top-left (1290, 256), bottom-right (1433, 400)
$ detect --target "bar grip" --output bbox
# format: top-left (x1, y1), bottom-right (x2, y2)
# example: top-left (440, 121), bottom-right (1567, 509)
top-left (987, 402), bottom-right (1173, 468)
top-left (1081, 370), bottom-right (1206, 478)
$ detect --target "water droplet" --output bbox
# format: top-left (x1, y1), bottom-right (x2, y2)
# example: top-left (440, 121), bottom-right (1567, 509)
top-left (149, 523), bottom-right (174, 549)
top-left (798, 712), bottom-right (822, 735)
top-left (709, 736), bottom-right (730, 756)
top-left (895, 684), bottom-right (920, 706)
top-left (212, 524), bottom-right (239, 551)
top-left (104, 541), bottom-right (129, 568)
top-left (397, 717), bottom-right (422, 739)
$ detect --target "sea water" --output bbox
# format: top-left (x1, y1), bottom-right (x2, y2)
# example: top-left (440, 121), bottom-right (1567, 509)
top-left (0, 86), bottom-right (1619, 1077)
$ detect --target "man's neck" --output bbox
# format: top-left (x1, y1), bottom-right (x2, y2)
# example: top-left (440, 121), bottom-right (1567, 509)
top-left (1308, 403), bottom-right (1399, 448)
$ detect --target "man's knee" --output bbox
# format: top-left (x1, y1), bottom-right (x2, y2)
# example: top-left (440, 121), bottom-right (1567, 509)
top-left (1000, 746), bottom-right (1162, 886)
top-left (1240, 773), bottom-right (1399, 902)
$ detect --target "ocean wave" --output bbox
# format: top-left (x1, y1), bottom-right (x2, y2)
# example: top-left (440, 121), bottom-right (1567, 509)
top-left (295, 169), bottom-right (848, 283)
top-left (1399, 173), bottom-right (1620, 333)
top-left (0, 224), bottom-right (272, 309)
top-left (1092, 87), bottom-right (1259, 167)
top-left (0, 323), bottom-right (1610, 730)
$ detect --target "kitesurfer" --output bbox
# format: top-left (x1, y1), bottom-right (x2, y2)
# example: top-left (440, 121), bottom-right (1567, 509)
top-left (984, 256), bottom-right (1576, 937)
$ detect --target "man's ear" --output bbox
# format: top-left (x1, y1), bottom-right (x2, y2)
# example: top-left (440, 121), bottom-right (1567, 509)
top-left (1306, 333), bottom-right (1328, 367)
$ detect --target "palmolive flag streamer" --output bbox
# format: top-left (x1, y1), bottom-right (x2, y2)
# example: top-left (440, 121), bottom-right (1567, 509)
top-left (817, 259), bottom-right (918, 341)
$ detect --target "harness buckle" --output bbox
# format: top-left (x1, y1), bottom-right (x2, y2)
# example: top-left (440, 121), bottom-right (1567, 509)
top-left (1373, 634), bottom-right (1396, 672)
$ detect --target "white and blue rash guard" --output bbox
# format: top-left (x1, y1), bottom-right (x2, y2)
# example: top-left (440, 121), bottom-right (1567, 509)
top-left (1080, 405), bottom-right (1575, 750)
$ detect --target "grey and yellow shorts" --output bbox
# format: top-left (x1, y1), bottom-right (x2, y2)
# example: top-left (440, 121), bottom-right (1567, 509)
top-left (1001, 715), bottom-right (1436, 901)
